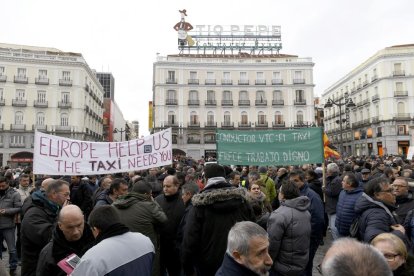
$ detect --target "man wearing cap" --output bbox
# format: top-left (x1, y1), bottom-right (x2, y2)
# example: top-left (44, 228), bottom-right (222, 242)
top-left (360, 168), bottom-right (372, 187)
top-left (393, 177), bottom-right (414, 224)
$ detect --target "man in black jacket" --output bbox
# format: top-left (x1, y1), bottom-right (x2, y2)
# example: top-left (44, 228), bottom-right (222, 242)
top-left (182, 164), bottom-right (255, 276)
top-left (70, 176), bottom-right (93, 219)
top-left (393, 177), bottom-right (414, 224)
top-left (36, 205), bottom-right (94, 276)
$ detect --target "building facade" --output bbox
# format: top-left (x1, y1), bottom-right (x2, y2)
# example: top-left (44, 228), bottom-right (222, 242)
top-left (322, 44), bottom-right (414, 157)
top-left (152, 53), bottom-right (316, 160)
top-left (96, 72), bottom-right (115, 100)
top-left (0, 43), bottom-right (104, 167)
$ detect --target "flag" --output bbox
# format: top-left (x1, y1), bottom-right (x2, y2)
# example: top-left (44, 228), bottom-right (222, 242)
top-left (323, 133), bottom-right (340, 159)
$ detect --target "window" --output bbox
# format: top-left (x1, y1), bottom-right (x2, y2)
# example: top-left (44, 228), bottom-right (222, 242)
top-left (256, 72), bottom-right (264, 80)
top-left (294, 71), bottom-right (302, 79)
top-left (0, 88), bottom-right (3, 99)
top-left (190, 111), bottom-right (198, 124)
top-left (60, 113), bottom-right (69, 126)
top-left (167, 90), bottom-right (176, 100)
top-left (189, 90), bottom-right (198, 100)
top-left (17, 68), bottom-right (26, 77)
top-left (223, 72), bottom-right (231, 80)
top-left (61, 92), bottom-right (70, 103)
top-left (394, 63), bottom-right (402, 72)
top-left (224, 111), bottom-right (231, 123)
top-left (273, 71), bottom-right (281, 79)
top-left (38, 69), bottom-right (47, 79)
top-left (207, 90), bottom-right (215, 101)
top-left (36, 112), bottom-right (45, 126)
top-left (37, 90), bottom-right (46, 102)
top-left (168, 71), bottom-right (175, 80)
top-left (168, 111), bottom-right (176, 124)
top-left (15, 111), bottom-right (24, 124)
top-left (275, 112), bottom-right (283, 124)
top-left (396, 82), bottom-right (403, 91)
top-left (256, 91), bottom-right (266, 101)
top-left (296, 111), bottom-right (304, 123)
top-left (258, 111), bottom-right (266, 124)
top-left (397, 102), bottom-right (405, 114)
top-left (62, 71), bottom-right (71, 80)
top-left (11, 135), bottom-right (25, 145)
top-left (240, 72), bottom-right (247, 80)
top-left (223, 91), bottom-right (232, 100)
top-left (239, 91), bottom-right (248, 100)
top-left (0, 66), bottom-right (4, 75)
top-left (207, 72), bottom-right (214, 79)
top-left (273, 90), bottom-right (282, 100)
top-left (397, 125), bottom-right (407, 135)
top-left (241, 111), bottom-right (248, 124)
top-left (295, 90), bottom-right (304, 102)
top-left (207, 112), bottom-right (215, 124)
top-left (190, 71), bottom-right (197, 80)
top-left (16, 89), bottom-right (25, 100)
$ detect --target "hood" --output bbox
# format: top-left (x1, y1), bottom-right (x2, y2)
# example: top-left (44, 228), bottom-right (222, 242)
top-left (31, 189), bottom-right (60, 214)
top-left (354, 193), bottom-right (395, 218)
top-left (281, 196), bottom-right (310, 211)
top-left (192, 187), bottom-right (248, 211)
top-left (204, 177), bottom-right (228, 189)
top-left (113, 192), bottom-right (150, 209)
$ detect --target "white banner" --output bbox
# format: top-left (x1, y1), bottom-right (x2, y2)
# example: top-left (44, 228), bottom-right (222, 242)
top-left (33, 129), bottom-right (172, 175)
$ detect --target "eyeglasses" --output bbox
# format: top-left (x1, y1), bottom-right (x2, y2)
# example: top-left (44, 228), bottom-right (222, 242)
top-left (383, 253), bottom-right (400, 261)
top-left (392, 185), bottom-right (408, 189)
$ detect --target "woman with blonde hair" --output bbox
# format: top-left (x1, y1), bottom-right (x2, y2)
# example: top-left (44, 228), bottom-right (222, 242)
top-left (371, 233), bottom-right (414, 275)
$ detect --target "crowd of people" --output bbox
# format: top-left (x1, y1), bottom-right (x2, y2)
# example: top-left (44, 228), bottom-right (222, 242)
top-left (0, 153), bottom-right (414, 275)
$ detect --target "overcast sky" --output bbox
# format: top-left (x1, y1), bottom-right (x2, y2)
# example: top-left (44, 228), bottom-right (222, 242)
top-left (2, 0), bottom-right (414, 135)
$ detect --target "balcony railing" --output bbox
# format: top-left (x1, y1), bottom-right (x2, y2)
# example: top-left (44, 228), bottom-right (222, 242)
top-left (394, 90), bottom-right (408, 97)
top-left (10, 143), bottom-right (25, 148)
top-left (59, 79), bottom-right (73, 86)
top-left (371, 75), bottom-right (378, 82)
top-left (187, 138), bottom-right (201, 144)
top-left (14, 75), bottom-right (28, 84)
top-left (255, 99), bottom-right (267, 106)
top-left (205, 121), bottom-right (217, 128)
top-left (221, 100), bottom-right (233, 106)
top-left (34, 100), bottom-right (48, 108)
top-left (32, 124), bottom-right (47, 131)
top-left (10, 124), bottom-right (26, 131)
top-left (255, 79), bottom-right (266, 85)
top-left (55, 125), bottom-right (71, 132)
top-left (293, 79), bottom-right (305, 84)
top-left (361, 98), bottom-right (370, 106)
top-left (205, 100), bottom-right (216, 106)
top-left (165, 99), bottom-right (178, 105)
top-left (188, 79), bottom-right (199, 85)
top-left (238, 122), bottom-right (251, 128)
top-left (166, 78), bottom-right (177, 84)
top-left (35, 77), bottom-right (49, 85)
top-left (393, 70), bottom-right (405, 76)
top-left (204, 138), bottom-right (216, 144)
top-left (0, 98), bottom-right (4, 106)
top-left (372, 116), bottom-right (379, 123)
top-left (12, 99), bottom-right (27, 107)
top-left (272, 79), bottom-right (283, 85)
top-left (294, 100), bottom-right (306, 105)
top-left (272, 99), bottom-right (284, 106)
top-left (372, 94), bottom-right (380, 102)
top-left (188, 122), bottom-right (200, 128)
top-left (0, 75), bottom-right (6, 82)
top-left (205, 79), bottom-right (216, 85)
top-left (272, 121), bottom-right (285, 128)
top-left (58, 101), bottom-right (72, 108)
top-left (363, 80), bottom-right (369, 87)
top-left (221, 79), bottom-right (233, 85)
top-left (255, 121), bottom-right (268, 127)
top-left (293, 121), bottom-right (309, 127)
top-left (238, 100), bottom-right (250, 106)
top-left (398, 131), bottom-right (409, 136)
top-left (188, 100), bottom-right (200, 106)
top-left (221, 122), bottom-right (234, 128)
top-left (393, 113), bottom-right (411, 120)
top-left (238, 80), bottom-right (249, 85)
top-left (164, 121), bottom-right (178, 127)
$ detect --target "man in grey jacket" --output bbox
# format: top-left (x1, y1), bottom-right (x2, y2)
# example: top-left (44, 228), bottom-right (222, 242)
top-left (0, 176), bottom-right (22, 276)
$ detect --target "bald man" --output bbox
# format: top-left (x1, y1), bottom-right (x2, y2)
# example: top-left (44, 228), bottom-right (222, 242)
top-left (36, 205), bottom-right (95, 276)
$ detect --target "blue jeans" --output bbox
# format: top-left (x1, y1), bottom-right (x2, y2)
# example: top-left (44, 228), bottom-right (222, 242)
top-left (328, 213), bottom-right (339, 240)
top-left (1, 227), bottom-right (17, 270)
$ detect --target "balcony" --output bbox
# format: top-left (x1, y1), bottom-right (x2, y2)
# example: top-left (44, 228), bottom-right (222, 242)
top-left (255, 99), bottom-right (267, 106)
top-left (393, 70), bottom-right (405, 76)
top-left (165, 99), bottom-right (178, 105)
top-left (166, 78), bottom-right (177, 84)
top-left (255, 79), bottom-right (266, 85)
top-left (59, 79), bottom-right (73, 86)
top-left (272, 121), bottom-right (285, 128)
top-left (0, 98), bottom-right (4, 106)
top-left (188, 100), bottom-right (200, 106)
top-left (294, 100), bottom-right (306, 105)
top-left (205, 121), bottom-right (217, 128)
top-left (238, 100), bottom-right (250, 106)
top-left (393, 113), bottom-right (411, 121)
top-left (372, 94), bottom-right (380, 102)
top-left (238, 80), bottom-right (249, 85)
top-left (0, 75), bottom-right (6, 82)
top-left (394, 90), bottom-right (408, 97)
top-left (55, 125), bottom-right (71, 132)
top-left (293, 79), bottom-right (305, 84)
top-left (272, 79), bottom-right (283, 85)
top-left (35, 77), bottom-right (49, 85)
top-left (205, 79), bottom-right (216, 85)
top-left (187, 122), bottom-right (200, 128)
top-left (255, 121), bottom-right (268, 128)
top-left (272, 99), bottom-right (284, 106)
top-left (188, 79), bottom-right (199, 85)
top-left (10, 124), bottom-right (26, 131)
top-left (377, 132), bottom-right (382, 137)
top-left (10, 143), bottom-right (25, 148)
top-left (164, 121), bottom-right (178, 127)
top-left (187, 138), bottom-right (201, 144)
top-left (398, 131), bottom-right (409, 136)
top-left (205, 100), bottom-right (216, 106)
top-left (12, 99), bottom-right (27, 107)
top-left (221, 100), bottom-right (233, 106)
top-left (238, 122), bottom-right (251, 128)
top-left (293, 121), bottom-right (309, 127)
top-left (361, 98), bottom-right (370, 106)
top-left (32, 124), bottom-right (47, 131)
top-left (58, 101), bottom-right (72, 108)
top-left (221, 122), bottom-right (234, 128)
top-left (14, 75), bottom-right (28, 84)
top-left (372, 116), bottom-right (379, 123)
top-left (362, 80), bottom-right (369, 87)
top-left (204, 138), bottom-right (216, 144)
top-left (33, 100), bottom-right (48, 108)
top-left (371, 75), bottom-right (378, 82)
top-left (221, 79), bottom-right (233, 85)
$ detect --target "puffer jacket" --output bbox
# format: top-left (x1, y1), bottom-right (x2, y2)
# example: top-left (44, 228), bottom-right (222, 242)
top-left (0, 187), bottom-right (21, 229)
top-left (335, 187), bottom-right (363, 236)
top-left (182, 177), bottom-right (255, 276)
top-left (268, 196), bottom-right (311, 276)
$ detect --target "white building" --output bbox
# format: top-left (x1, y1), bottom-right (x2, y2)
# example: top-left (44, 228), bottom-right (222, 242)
top-left (0, 43), bottom-right (104, 167)
top-left (152, 53), bottom-right (316, 160)
top-left (322, 44), bottom-right (414, 157)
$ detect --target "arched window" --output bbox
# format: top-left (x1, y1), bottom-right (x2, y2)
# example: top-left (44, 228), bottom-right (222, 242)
top-left (224, 111), bottom-right (231, 123)
top-left (296, 111), bottom-right (304, 124)
top-left (207, 111), bottom-right (215, 125)
top-left (60, 113), bottom-right (69, 126)
top-left (397, 102), bottom-right (405, 114)
top-left (241, 111), bottom-right (248, 124)
top-left (168, 111), bottom-right (176, 125)
top-left (258, 111), bottom-right (266, 124)
top-left (190, 111), bottom-right (198, 124)
top-left (36, 112), bottom-right (45, 126)
top-left (15, 111), bottom-right (24, 124)
top-left (274, 111), bottom-right (283, 124)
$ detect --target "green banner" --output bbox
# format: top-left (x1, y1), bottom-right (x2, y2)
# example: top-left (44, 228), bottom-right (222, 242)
top-left (216, 128), bottom-right (324, 166)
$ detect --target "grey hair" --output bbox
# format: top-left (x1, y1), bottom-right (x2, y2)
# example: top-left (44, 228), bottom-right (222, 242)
top-left (248, 171), bottom-right (260, 181)
top-left (181, 181), bottom-right (199, 195)
top-left (327, 163), bottom-right (339, 174)
top-left (226, 221), bottom-right (268, 256)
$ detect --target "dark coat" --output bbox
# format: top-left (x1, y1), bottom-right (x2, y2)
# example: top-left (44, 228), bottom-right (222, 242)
top-left (395, 190), bottom-right (414, 224)
top-left (394, 254), bottom-right (414, 276)
top-left (335, 187), bottom-right (363, 236)
top-left (0, 187), bottom-right (21, 229)
top-left (94, 190), bottom-right (113, 207)
top-left (300, 183), bottom-right (325, 240)
top-left (268, 196), bottom-right (311, 276)
top-left (21, 190), bottom-right (60, 276)
top-left (70, 181), bottom-right (93, 219)
top-left (324, 173), bottom-right (342, 215)
top-left (36, 223), bottom-right (94, 276)
top-left (216, 253), bottom-right (261, 276)
top-left (182, 178), bottom-right (255, 276)
top-left (308, 178), bottom-right (323, 201)
top-left (354, 193), bottom-right (407, 244)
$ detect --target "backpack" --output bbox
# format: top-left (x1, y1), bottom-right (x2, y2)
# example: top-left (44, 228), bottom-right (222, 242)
top-left (349, 216), bottom-right (361, 240)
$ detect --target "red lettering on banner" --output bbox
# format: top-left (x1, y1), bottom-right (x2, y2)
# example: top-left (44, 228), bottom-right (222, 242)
top-left (60, 140), bottom-right (70, 157)
top-left (49, 139), bottom-right (59, 157)
top-left (70, 142), bottom-right (81, 158)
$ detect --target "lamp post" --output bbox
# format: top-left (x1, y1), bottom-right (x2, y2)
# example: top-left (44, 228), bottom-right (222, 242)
top-left (324, 97), bottom-right (356, 154)
top-left (113, 128), bottom-right (125, 142)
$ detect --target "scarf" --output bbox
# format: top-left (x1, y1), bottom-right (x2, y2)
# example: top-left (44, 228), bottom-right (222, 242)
top-left (94, 223), bottom-right (129, 245)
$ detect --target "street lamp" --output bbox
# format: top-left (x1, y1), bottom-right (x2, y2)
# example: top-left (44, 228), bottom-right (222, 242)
top-left (113, 128), bottom-right (125, 142)
top-left (324, 96), bottom-right (356, 154)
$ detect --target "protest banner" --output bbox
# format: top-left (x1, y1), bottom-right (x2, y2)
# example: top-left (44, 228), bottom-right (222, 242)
top-left (33, 128), bottom-right (172, 175)
top-left (216, 128), bottom-right (324, 166)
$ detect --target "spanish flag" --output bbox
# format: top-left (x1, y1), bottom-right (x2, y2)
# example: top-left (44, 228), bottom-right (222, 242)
top-left (323, 133), bottom-right (340, 159)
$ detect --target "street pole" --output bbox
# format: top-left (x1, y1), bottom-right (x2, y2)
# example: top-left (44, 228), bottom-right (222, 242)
top-left (339, 103), bottom-right (343, 154)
